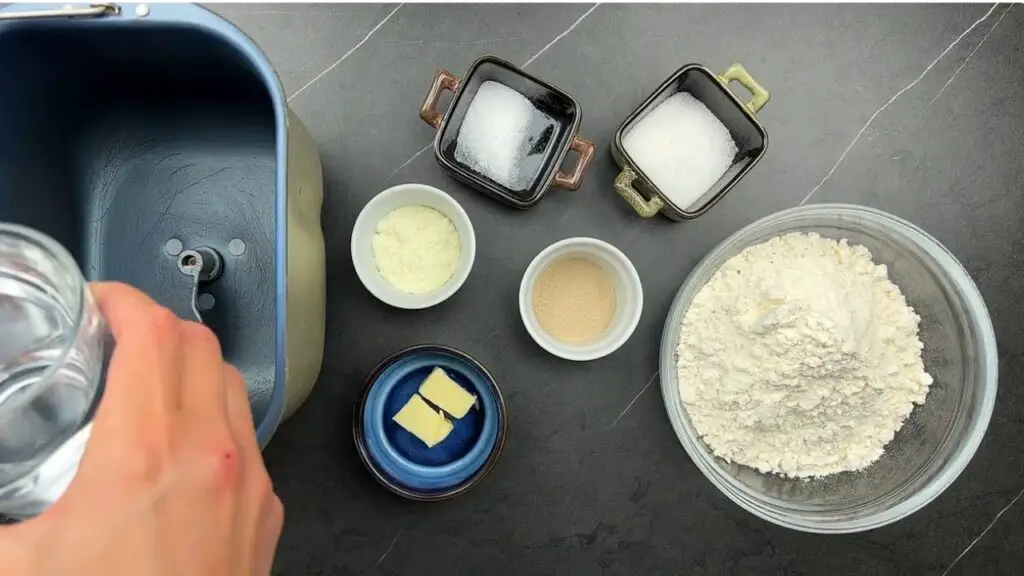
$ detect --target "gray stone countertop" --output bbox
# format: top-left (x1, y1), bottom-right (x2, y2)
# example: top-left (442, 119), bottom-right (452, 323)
top-left (211, 3), bottom-right (1023, 574)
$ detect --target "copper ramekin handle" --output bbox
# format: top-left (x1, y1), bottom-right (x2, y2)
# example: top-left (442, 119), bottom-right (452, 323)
top-left (419, 69), bottom-right (461, 129)
top-left (552, 135), bottom-right (596, 191)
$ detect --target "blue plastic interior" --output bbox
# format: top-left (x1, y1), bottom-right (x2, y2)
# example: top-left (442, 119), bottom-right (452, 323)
top-left (0, 21), bottom-right (279, 432)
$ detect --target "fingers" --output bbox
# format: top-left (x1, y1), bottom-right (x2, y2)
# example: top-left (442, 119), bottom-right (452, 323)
top-left (178, 321), bottom-right (228, 424)
top-left (89, 282), bottom-right (186, 421)
top-left (91, 282), bottom-right (230, 423)
top-left (254, 494), bottom-right (284, 576)
top-left (223, 363), bottom-right (260, 457)
top-left (90, 282), bottom-right (168, 342)
top-left (85, 282), bottom-right (281, 575)
top-left (0, 509), bottom-right (44, 568)
top-left (223, 363), bottom-right (283, 576)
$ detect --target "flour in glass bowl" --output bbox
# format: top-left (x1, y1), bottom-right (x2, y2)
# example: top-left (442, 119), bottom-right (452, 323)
top-left (677, 232), bottom-right (933, 478)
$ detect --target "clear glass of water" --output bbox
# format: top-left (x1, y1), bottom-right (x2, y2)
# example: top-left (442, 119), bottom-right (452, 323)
top-left (0, 224), bottom-right (106, 518)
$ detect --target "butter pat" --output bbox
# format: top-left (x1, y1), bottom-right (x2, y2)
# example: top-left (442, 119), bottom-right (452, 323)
top-left (419, 367), bottom-right (477, 418)
top-left (392, 394), bottom-right (453, 448)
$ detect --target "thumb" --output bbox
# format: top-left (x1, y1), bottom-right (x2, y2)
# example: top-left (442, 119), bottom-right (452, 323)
top-left (0, 515), bottom-right (42, 571)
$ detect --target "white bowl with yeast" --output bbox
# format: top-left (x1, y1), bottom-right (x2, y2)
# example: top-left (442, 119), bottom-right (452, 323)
top-left (519, 237), bottom-right (643, 361)
top-left (352, 183), bottom-right (476, 309)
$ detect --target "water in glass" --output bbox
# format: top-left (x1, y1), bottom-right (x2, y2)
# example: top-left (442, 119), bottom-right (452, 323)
top-left (0, 224), bottom-right (106, 518)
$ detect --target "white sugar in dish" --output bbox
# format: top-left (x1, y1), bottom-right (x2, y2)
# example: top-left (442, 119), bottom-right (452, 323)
top-left (455, 81), bottom-right (535, 190)
top-left (623, 92), bottom-right (738, 211)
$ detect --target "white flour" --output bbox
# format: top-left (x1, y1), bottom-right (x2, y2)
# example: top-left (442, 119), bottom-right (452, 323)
top-left (677, 232), bottom-right (933, 477)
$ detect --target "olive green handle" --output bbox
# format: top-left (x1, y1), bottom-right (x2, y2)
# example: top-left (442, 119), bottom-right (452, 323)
top-left (718, 63), bottom-right (769, 115)
top-left (615, 167), bottom-right (663, 218)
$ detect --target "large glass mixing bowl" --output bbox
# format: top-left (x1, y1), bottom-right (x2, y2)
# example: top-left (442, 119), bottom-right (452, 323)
top-left (660, 204), bottom-right (997, 533)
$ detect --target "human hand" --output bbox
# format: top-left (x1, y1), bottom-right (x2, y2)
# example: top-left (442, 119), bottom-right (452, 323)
top-left (0, 282), bottom-right (283, 576)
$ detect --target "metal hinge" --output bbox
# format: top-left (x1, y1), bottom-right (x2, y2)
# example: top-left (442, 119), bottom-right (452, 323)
top-left (0, 3), bottom-right (120, 21)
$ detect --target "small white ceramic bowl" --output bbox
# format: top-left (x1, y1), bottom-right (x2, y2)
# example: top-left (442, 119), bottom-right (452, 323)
top-left (352, 183), bottom-right (476, 309)
top-left (519, 237), bottom-right (643, 361)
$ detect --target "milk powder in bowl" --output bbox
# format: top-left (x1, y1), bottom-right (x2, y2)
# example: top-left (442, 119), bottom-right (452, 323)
top-left (352, 184), bottom-right (476, 310)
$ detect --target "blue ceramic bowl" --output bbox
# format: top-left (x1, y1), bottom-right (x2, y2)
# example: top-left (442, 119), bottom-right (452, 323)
top-left (354, 345), bottom-right (506, 500)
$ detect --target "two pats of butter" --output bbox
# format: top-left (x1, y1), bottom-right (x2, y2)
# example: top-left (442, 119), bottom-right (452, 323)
top-left (392, 367), bottom-right (478, 448)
